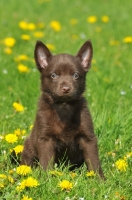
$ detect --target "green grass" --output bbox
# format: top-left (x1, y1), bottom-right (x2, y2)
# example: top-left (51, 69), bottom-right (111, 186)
top-left (0, 0), bottom-right (132, 199)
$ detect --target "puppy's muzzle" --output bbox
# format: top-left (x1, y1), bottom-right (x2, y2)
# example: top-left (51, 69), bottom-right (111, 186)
top-left (62, 86), bottom-right (70, 94)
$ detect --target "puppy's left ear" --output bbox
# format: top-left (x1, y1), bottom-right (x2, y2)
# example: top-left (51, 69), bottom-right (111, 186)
top-left (76, 40), bottom-right (93, 71)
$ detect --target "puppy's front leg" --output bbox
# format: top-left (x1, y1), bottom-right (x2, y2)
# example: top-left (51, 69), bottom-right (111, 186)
top-left (79, 136), bottom-right (105, 180)
top-left (21, 137), bottom-right (36, 166)
top-left (38, 139), bottom-right (55, 170)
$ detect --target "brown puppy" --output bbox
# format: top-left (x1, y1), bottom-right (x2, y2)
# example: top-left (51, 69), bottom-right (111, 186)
top-left (21, 40), bottom-right (105, 179)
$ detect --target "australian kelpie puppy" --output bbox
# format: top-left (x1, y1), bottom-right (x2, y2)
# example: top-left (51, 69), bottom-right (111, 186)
top-left (21, 40), bottom-right (105, 179)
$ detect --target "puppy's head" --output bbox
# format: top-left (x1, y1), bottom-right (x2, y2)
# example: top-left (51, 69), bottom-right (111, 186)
top-left (34, 40), bottom-right (93, 103)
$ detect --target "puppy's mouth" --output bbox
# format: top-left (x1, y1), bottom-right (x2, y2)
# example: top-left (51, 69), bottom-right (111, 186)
top-left (43, 89), bottom-right (81, 103)
top-left (53, 94), bottom-right (77, 103)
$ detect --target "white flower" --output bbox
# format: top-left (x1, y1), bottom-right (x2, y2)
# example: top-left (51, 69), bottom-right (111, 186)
top-left (80, 33), bottom-right (86, 39)
top-left (2, 150), bottom-right (6, 154)
top-left (3, 69), bottom-right (8, 74)
top-left (120, 90), bottom-right (126, 95)
top-left (65, 197), bottom-right (70, 200)
top-left (104, 194), bottom-right (108, 199)
top-left (21, 136), bottom-right (26, 139)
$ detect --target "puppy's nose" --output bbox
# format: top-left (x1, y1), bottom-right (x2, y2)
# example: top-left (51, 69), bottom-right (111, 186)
top-left (62, 86), bottom-right (70, 93)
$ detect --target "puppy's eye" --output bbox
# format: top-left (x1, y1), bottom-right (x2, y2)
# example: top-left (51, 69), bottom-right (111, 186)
top-left (51, 73), bottom-right (58, 79)
top-left (73, 72), bottom-right (79, 80)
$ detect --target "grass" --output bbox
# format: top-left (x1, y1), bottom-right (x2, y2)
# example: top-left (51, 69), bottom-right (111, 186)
top-left (0, 0), bottom-right (132, 199)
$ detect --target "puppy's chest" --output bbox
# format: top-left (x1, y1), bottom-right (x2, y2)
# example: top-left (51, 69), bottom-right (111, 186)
top-left (41, 103), bottom-right (82, 143)
top-left (44, 112), bottom-right (80, 143)
top-left (51, 118), bottom-right (78, 142)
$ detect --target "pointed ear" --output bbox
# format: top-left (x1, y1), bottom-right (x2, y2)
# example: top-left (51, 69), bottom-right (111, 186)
top-left (76, 40), bottom-right (93, 72)
top-left (34, 41), bottom-right (52, 72)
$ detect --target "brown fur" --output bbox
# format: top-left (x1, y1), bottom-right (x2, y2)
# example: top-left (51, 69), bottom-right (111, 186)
top-left (21, 40), bottom-right (105, 179)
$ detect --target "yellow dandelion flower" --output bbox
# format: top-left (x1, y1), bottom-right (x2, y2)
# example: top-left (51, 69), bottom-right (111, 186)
top-left (70, 18), bottom-right (78, 25)
top-left (0, 183), bottom-right (4, 188)
top-left (9, 169), bottom-right (16, 174)
top-left (101, 15), bottom-right (109, 23)
top-left (86, 170), bottom-right (96, 177)
top-left (8, 175), bottom-right (14, 183)
top-left (70, 172), bottom-right (77, 178)
top-left (36, 22), bottom-right (45, 29)
top-left (50, 20), bottom-right (61, 32)
top-left (0, 174), bottom-right (14, 183)
top-left (16, 165), bottom-right (32, 175)
top-left (58, 180), bottom-right (73, 191)
top-left (17, 64), bottom-right (30, 73)
top-left (103, 77), bottom-right (110, 83)
top-left (16, 181), bottom-right (26, 191)
top-left (115, 192), bottom-right (120, 198)
top-left (109, 40), bottom-right (120, 46)
top-left (112, 152), bottom-right (116, 157)
top-left (49, 170), bottom-right (63, 176)
top-left (16, 177), bottom-right (39, 191)
top-left (3, 37), bottom-right (16, 47)
top-left (14, 128), bottom-right (21, 136)
top-left (19, 21), bottom-right (36, 31)
top-left (92, 66), bottom-right (98, 72)
top-left (19, 21), bottom-right (28, 30)
top-left (107, 151), bottom-right (116, 157)
top-left (123, 36), bottom-right (132, 43)
top-left (5, 134), bottom-right (18, 143)
top-left (115, 159), bottom-right (128, 171)
top-left (13, 145), bottom-right (24, 155)
top-left (0, 174), bottom-right (7, 179)
top-left (33, 31), bottom-right (44, 38)
top-left (21, 195), bottom-right (32, 200)
top-left (71, 34), bottom-right (78, 40)
top-left (29, 125), bottom-right (34, 130)
top-left (92, 59), bottom-right (97, 64)
top-left (4, 47), bottom-right (12, 54)
top-left (27, 23), bottom-right (36, 31)
top-left (87, 16), bottom-right (97, 23)
top-left (13, 102), bottom-right (25, 112)
top-left (21, 34), bottom-right (31, 41)
top-left (46, 44), bottom-right (56, 51)
top-left (126, 152), bottom-right (132, 158)
top-left (21, 129), bottom-right (26, 135)
top-left (14, 55), bottom-right (29, 62)
top-left (25, 177), bottom-right (39, 187)
top-left (95, 26), bottom-right (102, 32)
top-left (9, 169), bottom-right (14, 174)
top-left (14, 129), bottom-right (26, 136)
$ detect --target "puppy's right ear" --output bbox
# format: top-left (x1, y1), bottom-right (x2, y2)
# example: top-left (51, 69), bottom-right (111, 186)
top-left (76, 40), bottom-right (93, 72)
top-left (34, 41), bottom-right (52, 72)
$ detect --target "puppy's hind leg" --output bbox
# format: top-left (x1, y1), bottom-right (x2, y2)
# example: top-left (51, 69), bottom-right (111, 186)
top-left (21, 137), bottom-right (36, 167)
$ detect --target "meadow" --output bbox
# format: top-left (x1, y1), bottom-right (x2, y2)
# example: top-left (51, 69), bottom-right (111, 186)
top-left (0, 0), bottom-right (132, 199)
